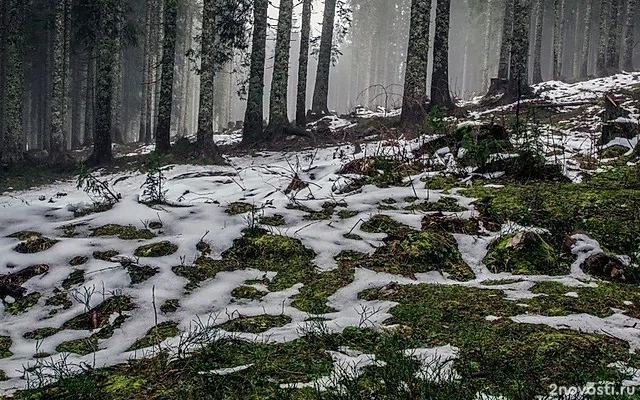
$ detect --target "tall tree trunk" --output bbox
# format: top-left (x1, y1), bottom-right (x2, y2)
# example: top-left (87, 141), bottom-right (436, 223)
top-left (0, 0), bottom-right (26, 164)
top-left (139, 0), bottom-right (153, 142)
top-left (430, 0), bottom-right (454, 111)
top-left (155, 0), bottom-right (177, 154)
top-left (571, 7), bottom-right (581, 78)
top-left (310, 0), bottom-right (337, 116)
top-left (50, 0), bottom-right (68, 162)
top-left (532, 0), bottom-right (544, 83)
top-left (242, 0), bottom-right (268, 143)
top-left (481, 0), bottom-right (493, 92)
top-left (606, 0), bottom-right (622, 73)
top-left (295, 0), bottom-right (312, 127)
top-left (596, 0), bottom-right (609, 76)
top-left (84, 50), bottom-right (95, 146)
top-left (90, 0), bottom-right (119, 165)
top-left (497, 0), bottom-right (515, 82)
top-left (265, 0), bottom-right (294, 137)
top-left (112, 31), bottom-right (124, 144)
top-left (401, 0), bottom-right (431, 124)
top-left (504, 0), bottom-right (533, 100)
top-left (580, 0), bottom-right (594, 77)
top-left (553, 0), bottom-right (566, 80)
top-left (623, 0), bottom-right (637, 70)
top-left (196, 0), bottom-right (220, 155)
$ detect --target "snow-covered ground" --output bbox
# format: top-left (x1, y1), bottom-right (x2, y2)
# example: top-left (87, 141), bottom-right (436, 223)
top-left (1, 73), bottom-right (640, 395)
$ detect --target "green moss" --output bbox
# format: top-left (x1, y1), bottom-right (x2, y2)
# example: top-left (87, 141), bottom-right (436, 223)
top-left (225, 202), bottom-right (254, 215)
top-left (343, 233), bottom-right (363, 240)
top-left (62, 296), bottom-right (134, 331)
top-left (483, 231), bottom-right (571, 275)
top-left (24, 327), bottom-right (61, 340)
top-left (423, 174), bottom-right (459, 191)
top-left (104, 375), bottom-right (146, 396)
top-left (3, 292), bottom-right (41, 314)
top-left (56, 337), bottom-right (98, 355)
top-left (172, 256), bottom-right (239, 290)
top-left (14, 236), bottom-right (58, 254)
top-left (480, 278), bottom-right (524, 286)
top-left (259, 214), bottom-right (286, 226)
top-left (33, 352), bottom-right (51, 359)
top-left (600, 145), bottom-right (629, 159)
top-left (8, 231), bottom-right (42, 240)
top-left (91, 224), bottom-right (156, 240)
top-left (0, 370), bottom-right (7, 381)
top-left (0, 336), bottom-right (12, 359)
top-left (125, 263), bottom-right (159, 284)
top-left (302, 207), bottom-right (335, 220)
top-left (127, 321), bottom-right (179, 351)
top-left (231, 286), bottom-right (267, 300)
top-left (339, 156), bottom-right (417, 188)
top-left (160, 299), bottom-right (180, 313)
top-left (360, 214), bottom-right (409, 234)
top-left (363, 231), bottom-right (475, 281)
top-left (461, 169), bottom-right (640, 255)
top-left (404, 197), bottom-right (465, 212)
top-left (217, 315), bottom-right (292, 334)
top-left (69, 256), bottom-right (88, 266)
top-left (93, 250), bottom-right (119, 261)
top-left (337, 209), bottom-right (359, 219)
top-left (74, 202), bottom-right (114, 217)
top-left (45, 290), bottom-right (72, 310)
top-left (134, 241), bottom-right (178, 257)
top-left (421, 213), bottom-right (480, 234)
top-left (62, 269), bottom-right (85, 289)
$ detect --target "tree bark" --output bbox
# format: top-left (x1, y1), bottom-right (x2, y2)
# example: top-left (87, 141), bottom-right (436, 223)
top-left (196, 0), bottom-right (220, 155)
top-left (0, 0), bottom-right (26, 164)
top-left (139, 0), bottom-right (153, 143)
top-left (401, 0), bottom-right (431, 125)
top-left (295, 0), bottom-right (312, 127)
top-left (265, 0), bottom-right (294, 138)
top-left (242, 0), bottom-right (268, 143)
top-left (622, 0), bottom-right (636, 70)
top-left (310, 0), bottom-right (337, 116)
top-left (481, 0), bottom-right (493, 92)
top-left (579, 0), bottom-right (594, 77)
top-left (504, 0), bottom-right (533, 100)
top-left (430, 0), bottom-right (454, 111)
top-left (497, 0), bottom-right (515, 82)
top-left (155, 0), bottom-right (177, 154)
top-left (596, 0), bottom-right (609, 76)
top-left (50, 0), bottom-right (68, 162)
top-left (606, 0), bottom-right (621, 73)
top-left (553, 0), bottom-right (566, 80)
top-left (90, 0), bottom-right (119, 165)
top-left (532, 0), bottom-right (545, 84)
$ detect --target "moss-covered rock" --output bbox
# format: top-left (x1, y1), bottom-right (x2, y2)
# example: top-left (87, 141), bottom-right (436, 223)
top-left (134, 241), bottom-right (178, 258)
top-left (337, 209), bottom-right (359, 219)
top-left (484, 231), bottom-right (570, 275)
top-left (364, 230), bottom-right (474, 281)
top-left (127, 321), bottom-right (179, 351)
top-left (581, 252), bottom-right (631, 283)
top-left (217, 315), bottom-right (291, 334)
top-left (91, 224), bottom-right (156, 240)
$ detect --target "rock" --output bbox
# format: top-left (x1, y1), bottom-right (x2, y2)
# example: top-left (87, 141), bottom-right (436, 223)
top-left (582, 253), bottom-right (630, 283)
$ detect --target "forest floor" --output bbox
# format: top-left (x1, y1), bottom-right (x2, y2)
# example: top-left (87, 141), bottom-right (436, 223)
top-left (1, 73), bottom-right (640, 399)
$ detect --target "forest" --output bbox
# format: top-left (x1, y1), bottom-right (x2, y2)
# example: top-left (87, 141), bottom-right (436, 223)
top-left (1, 0), bottom-right (640, 399)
